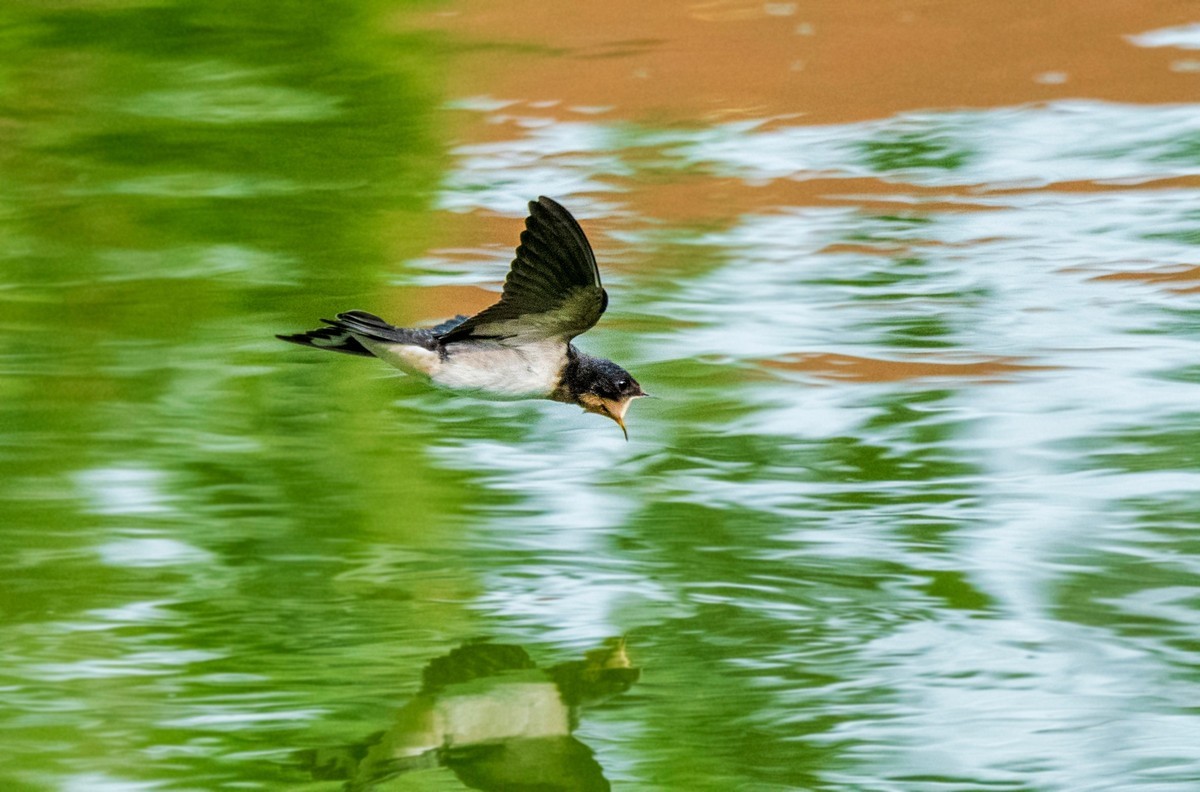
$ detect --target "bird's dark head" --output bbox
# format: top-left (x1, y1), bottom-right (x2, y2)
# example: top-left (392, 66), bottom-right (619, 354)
top-left (558, 350), bottom-right (648, 440)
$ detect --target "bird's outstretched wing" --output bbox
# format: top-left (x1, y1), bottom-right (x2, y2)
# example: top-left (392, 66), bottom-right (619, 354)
top-left (437, 196), bottom-right (608, 345)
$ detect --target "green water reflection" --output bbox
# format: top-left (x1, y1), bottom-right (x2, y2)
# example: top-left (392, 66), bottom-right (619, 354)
top-left (303, 638), bottom-right (638, 790)
top-left (4, 2), bottom-right (1200, 791)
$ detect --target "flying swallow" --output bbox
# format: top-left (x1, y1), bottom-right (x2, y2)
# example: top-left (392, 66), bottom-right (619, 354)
top-left (278, 197), bottom-right (648, 438)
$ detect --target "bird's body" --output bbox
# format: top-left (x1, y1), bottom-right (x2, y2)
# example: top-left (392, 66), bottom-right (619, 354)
top-left (362, 332), bottom-right (566, 400)
top-left (279, 197), bottom-right (647, 437)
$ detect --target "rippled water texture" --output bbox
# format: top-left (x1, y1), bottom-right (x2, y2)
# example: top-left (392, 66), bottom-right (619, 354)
top-left (2, 1), bottom-right (1199, 790)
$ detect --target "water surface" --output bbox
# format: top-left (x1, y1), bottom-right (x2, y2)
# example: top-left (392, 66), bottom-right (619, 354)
top-left (2, 1), bottom-right (1199, 790)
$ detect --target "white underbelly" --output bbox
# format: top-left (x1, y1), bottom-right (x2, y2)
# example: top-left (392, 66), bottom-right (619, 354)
top-left (358, 339), bottom-right (440, 377)
top-left (359, 337), bottom-right (564, 400)
top-left (434, 341), bottom-right (565, 399)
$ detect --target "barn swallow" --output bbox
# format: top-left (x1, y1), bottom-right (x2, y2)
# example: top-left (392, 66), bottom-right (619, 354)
top-left (278, 196), bottom-right (648, 438)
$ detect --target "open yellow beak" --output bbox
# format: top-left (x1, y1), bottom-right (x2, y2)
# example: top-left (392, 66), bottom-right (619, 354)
top-left (602, 398), bottom-right (631, 441)
top-left (582, 392), bottom-right (650, 440)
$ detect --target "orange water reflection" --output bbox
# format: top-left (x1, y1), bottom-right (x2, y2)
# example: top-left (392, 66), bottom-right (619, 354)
top-left (761, 352), bottom-right (1056, 382)
top-left (391, 0), bottom-right (1199, 381)
top-left (410, 0), bottom-right (1197, 127)
top-left (1094, 265), bottom-right (1200, 294)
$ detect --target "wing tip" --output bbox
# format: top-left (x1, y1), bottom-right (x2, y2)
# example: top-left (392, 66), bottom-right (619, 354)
top-left (532, 196), bottom-right (585, 232)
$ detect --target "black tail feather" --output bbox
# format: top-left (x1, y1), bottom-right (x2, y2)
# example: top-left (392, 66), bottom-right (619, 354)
top-left (277, 310), bottom-right (468, 357)
top-left (327, 311), bottom-right (440, 350)
top-left (276, 326), bottom-right (375, 357)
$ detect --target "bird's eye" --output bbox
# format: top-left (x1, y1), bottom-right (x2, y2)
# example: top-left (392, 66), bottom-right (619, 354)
top-left (617, 379), bottom-right (627, 388)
